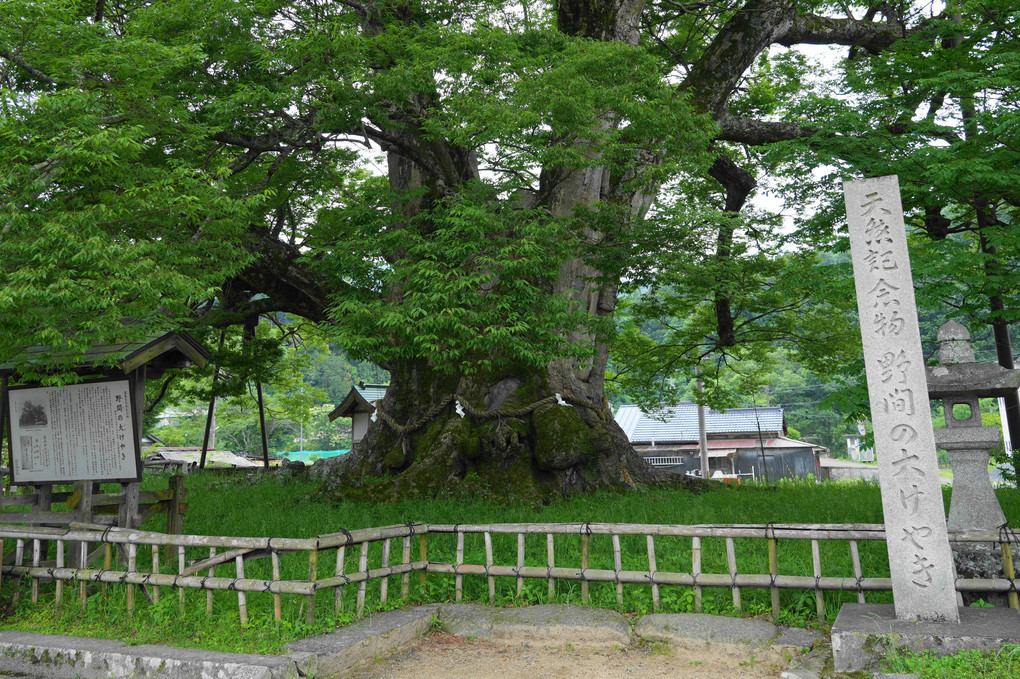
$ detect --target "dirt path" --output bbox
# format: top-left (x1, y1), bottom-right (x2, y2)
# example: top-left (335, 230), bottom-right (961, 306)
top-left (348, 632), bottom-right (788, 679)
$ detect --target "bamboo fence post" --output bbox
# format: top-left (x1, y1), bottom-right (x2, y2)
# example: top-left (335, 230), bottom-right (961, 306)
top-left (334, 545), bottom-right (346, 616)
top-left (767, 536), bottom-right (780, 618)
top-left (419, 533), bottom-right (428, 590)
top-left (79, 541), bottom-right (87, 604)
top-left (55, 540), bottom-right (64, 607)
top-left (307, 545), bottom-right (319, 625)
top-left (455, 530), bottom-right (465, 603)
top-left (206, 548), bottom-right (216, 618)
top-left (646, 535), bottom-right (659, 613)
top-left (126, 542), bottom-right (137, 616)
top-left (272, 550), bottom-right (282, 621)
top-left (0, 539), bottom-right (4, 593)
top-left (151, 546), bottom-right (160, 604)
top-left (546, 533), bottom-right (555, 598)
top-left (401, 535), bottom-right (411, 600)
top-left (726, 537), bottom-right (741, 613)
top-left (516, 533), bottom-right (525, 597)
top-left (612, 534), bottom-right (623, 605)
top-left (580, 531), bottom-right (590, 603)
top-left (235, 555), bottom-right (248, 625)
top-left (379, 538), bottom-right (390, 605)
top-left (484, 531), bottom-right (495, 605)
top-left (1002, 539), bottom-right (1018, 611)
top-left (12, 538), bottom-right (23, 605)
top-left (31, 538), bottom-right (40, 604)
top-left (849, 540), bottom-right (865, 604)
top-left (103, 542), bottom-right (113, 600)
top-left (692, 536), bottom-right (702, 613)
top-left (357, 542), bottom-right (368, 617)
top-left (811, 540), bottom-right (824, 623)
top-left (177, 546), bottom-right (186, 612)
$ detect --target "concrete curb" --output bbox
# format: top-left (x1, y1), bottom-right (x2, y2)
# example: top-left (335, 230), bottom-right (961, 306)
top-left (0, 605), bottom-right (439, 679)
top-left (0, 604), bottom-right (829, 678)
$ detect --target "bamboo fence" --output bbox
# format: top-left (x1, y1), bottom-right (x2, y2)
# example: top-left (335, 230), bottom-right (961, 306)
top-left (1, 521), bottom-right (1017, 625)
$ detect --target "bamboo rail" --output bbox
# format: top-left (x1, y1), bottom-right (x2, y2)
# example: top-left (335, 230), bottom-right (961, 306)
top-left (2, 521), bottom-right (1016, 627)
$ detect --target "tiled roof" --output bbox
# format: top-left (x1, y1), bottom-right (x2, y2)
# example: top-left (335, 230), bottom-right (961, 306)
top-left (0, 331), bottom-right (211, 376)
top-left (615, 402), bottom-right (785, 443)
top-left (355, 384), bottom-right (389, 404)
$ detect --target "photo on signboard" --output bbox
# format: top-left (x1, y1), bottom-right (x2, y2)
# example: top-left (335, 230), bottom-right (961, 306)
top-left (18, 400), bottom-right (47, 427)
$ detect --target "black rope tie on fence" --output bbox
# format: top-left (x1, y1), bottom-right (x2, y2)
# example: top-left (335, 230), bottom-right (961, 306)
top-left (171, 574), bottom-right (181, 590)
top-left (101, 525), bottom-right (114, 544)
top-left (340, 528), bottom-right (354, 548)
top-left (581, 522), bottom-right (593, 536)
top-left (118, 571), bottom-right (129, 584)
top-left (406, 522), bottom-right (416, 537)
top-left (45, 568), bottom-right (55, 580)
top-left (142, 573), bottom-right (153, 586)
top-left (96, 569), bottom-right (107, 584)
top-left (201, 575), bottom-right (210, 590)
top-left (263, 581), bottom-right (273, 594)
top-left (267, 537), bottom-right (276, 553)
top-left (228, 578), bottom-right (239, 591)
top-left (691, 572), bottom-right (698, 589)
top-left (764, 521), bottom-right (778, 544)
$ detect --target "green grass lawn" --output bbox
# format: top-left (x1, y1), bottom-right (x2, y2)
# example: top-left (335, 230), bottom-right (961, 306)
top-left (1, 473), bottom-right (1017, 655)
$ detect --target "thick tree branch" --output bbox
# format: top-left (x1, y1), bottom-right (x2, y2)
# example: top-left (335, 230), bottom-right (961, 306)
top-left (716, 115), bottom-right (816, 145)
top-left (778, 13), bottom-right (900, 54)
top-left (0, 44), bottom-right (57, 85)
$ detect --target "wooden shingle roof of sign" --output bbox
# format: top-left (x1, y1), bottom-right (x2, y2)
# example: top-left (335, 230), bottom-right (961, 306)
top-left (0, 331), bottom-right (212, 379)
top-left (328, 383), bottom-right (389, 422)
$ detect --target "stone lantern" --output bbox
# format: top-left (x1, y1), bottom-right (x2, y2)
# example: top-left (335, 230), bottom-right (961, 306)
top-left (925, 321), bottom-right (1019, 605)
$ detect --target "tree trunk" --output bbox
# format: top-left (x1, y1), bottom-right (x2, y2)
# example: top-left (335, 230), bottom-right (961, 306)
top-left (316, 357), bottom-right (679, 502)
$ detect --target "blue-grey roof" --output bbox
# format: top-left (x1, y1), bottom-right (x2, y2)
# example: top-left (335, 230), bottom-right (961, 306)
top-left (615, 403), bottom-right (785, 443)
top-left (355, 384), bottom-right (388, 403)
top-left (328, 383), bottom-right (390, 421)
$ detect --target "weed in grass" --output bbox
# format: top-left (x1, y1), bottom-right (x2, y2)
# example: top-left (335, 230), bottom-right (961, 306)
top-left (881, 643), bottom-right (1020, 679)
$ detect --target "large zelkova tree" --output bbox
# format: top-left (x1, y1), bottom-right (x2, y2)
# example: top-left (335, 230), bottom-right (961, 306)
top-left (0, 1), bottom-right (938, 501)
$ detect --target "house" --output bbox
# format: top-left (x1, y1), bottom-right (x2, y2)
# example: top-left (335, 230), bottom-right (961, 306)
top-left (327, 383), bottom-right (389, 447)
top-left (614, 402), bottom-right (828, 481)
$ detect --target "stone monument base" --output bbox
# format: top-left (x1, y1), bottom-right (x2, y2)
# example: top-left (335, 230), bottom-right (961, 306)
top-left (831, 603), bottom-right (1020, 673)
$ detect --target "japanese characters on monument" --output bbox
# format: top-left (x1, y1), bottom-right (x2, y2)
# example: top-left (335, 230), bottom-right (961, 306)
top-left (5, 379), bottom-right (141, 484)
top-left (844, 175), bottom-right (960, 623)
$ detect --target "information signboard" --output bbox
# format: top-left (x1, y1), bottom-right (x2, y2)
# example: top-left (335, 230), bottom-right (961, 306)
top-left (5, 378), bottom-right (142, 484)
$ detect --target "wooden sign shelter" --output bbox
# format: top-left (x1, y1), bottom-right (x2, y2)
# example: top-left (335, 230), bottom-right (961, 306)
top-left (0, 331), bottom-right (210, 529)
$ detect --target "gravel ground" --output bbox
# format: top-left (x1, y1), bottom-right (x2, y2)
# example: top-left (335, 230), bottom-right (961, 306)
top-left (347, 632), bottom-right (789, 679)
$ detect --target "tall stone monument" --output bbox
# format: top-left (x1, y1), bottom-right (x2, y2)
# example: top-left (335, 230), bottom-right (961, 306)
top-left (833, 176), bottom-right (1020, 674)
top-left (844, 175), bottom-right (959, 623)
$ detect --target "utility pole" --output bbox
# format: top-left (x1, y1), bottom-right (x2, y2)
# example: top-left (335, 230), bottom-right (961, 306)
top-left (697, 367), bottom-right (709, 479)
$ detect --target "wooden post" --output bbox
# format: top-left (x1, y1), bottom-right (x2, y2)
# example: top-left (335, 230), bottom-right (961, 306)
top-left (692, 536), bottom-right (702, 613)
top-left (516, 533), bottom-right (525, 597)
top-left (177, 545), bottom-right (186, 612)
top-left (647, 535), bottom-right (659, 613)
top-left (334, 545), bottom-right (346, 615)
top-left (71, 480), bottom-right (93, 567)
top-left (455, 530), bottom-right (465, 602)
top-left (167, 476), bottom-right (184, 536)
top-left (102, 542), bottom-right (113, 599)
top-left (307, 546), bottom-right (318, 625)
top-left (811, 539), bottom-right (824, 622)
top-left (151, 546), bottom-right (160, 604)
top-left (849, 540), bottom-right (865, 604)
top-left (272, 550), bottom-right (282, 621)
top-left (1002, 540), bottom-right (1018, 611)
top-left (767, 536), bottom-right (780, 618)
top-left (379, 538), bottom-right (390, 605)
top-left (236, 555), bottom-right (248, 624)
top-left (546, 533), bottom-right (555, 598)
top-left (119, 482), bottom-right (140, 530)
top-left (726, 537), bottom-right (741, 613)
top-left (401, 535), bottom-right (411, 600)
top-left (79, 541), bottom-right (88, 604)
top-left (12, 539), bottom-right (23, 605)
top-left (580, 532), bottom-right (590, 603)
top-left (484, 532), bottom-right (495, 605)
top-left (126, 542), bottom-right (137, 616)
top-left (55, 540), bottom-right (64, 607)
top-left (357, 542), bottom-right (368, 617)
top-left (419, 533), bottom-right (428, 590)
top-left (207, 547), bottom-right (216, 618)
top-left (612, 534), bottom-right (623, 605)
top-left (200, 330), bottom-right (225, 469)
top-left (30, 538), bottom-right (40, 604)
